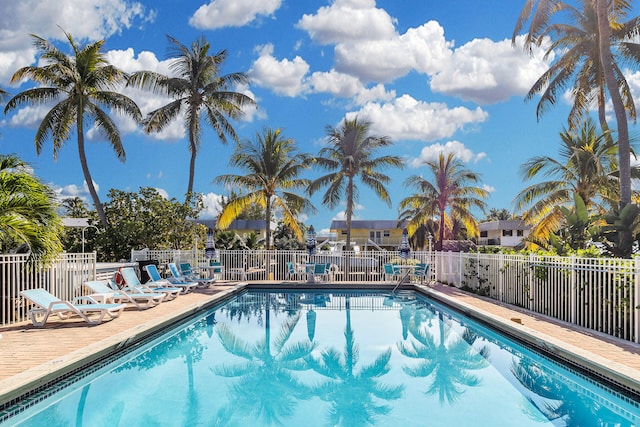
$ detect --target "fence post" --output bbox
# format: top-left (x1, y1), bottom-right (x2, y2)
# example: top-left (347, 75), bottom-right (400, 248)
top-left (635, 258), bottom-right (640, 344)
top-left (570, 254), bottom-right (577, 325)
top-left (528, 253), bottom-right (534, 311)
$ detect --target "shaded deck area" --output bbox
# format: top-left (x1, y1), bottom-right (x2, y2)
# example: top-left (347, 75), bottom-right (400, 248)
top-left (1, 281), bottom-right (639, 411)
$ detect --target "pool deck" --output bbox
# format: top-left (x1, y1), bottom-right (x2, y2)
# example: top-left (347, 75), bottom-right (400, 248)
top-left (1, 281), bottom-right (639, 409)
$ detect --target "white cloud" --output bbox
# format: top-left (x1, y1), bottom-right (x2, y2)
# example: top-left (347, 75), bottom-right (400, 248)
top-left (248, 44), bottom-right (310, 97)
top-left (296, 0), bottom-right (396, 45)
top-left (429, 36), bottom-right (552, 104)
top-left (334, 21), bottom-right (453, 83)
top-left (483, 184), bottom-right (495, 193)
top-left (200, 192), bottom-right (224, 219)
top-left (189, 0), bottom-right (282, 30)
top-left (154, 187), bottom-right (169, 199)
top-left (308, 70), bottom-right (396, 105)
top-left (346, 94), bottom-right (489, 142)
top-left (409, 140), bottom-right (487, 167)
top-left (0, 0), bottom-right (154, 83)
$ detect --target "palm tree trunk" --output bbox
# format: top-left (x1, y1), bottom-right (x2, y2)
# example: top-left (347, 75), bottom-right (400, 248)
top-left (594, 0), bottom-right (633, 255)
top-left (186, 141), bottom-right (197, 201)
top-left (437, 208), bottom-right (446, 251)
top-left (345, 177), bottom-right (354, 252)
top-left (265, 197), bottom-right (272, 250)
top-left (594, 0), bottom-right (631, 204)
top-left (77, 114), bottom-right (107, 227)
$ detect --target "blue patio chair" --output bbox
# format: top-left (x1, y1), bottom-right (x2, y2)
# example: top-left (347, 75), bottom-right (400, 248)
top-left (286, 261), bottom-right (302, 281)
top-left (412, 263), bottom-right (430, 284)
top-left (313, 263), bottom-right (330, 283)
top-left (383, 264), bottom-right (401, 281)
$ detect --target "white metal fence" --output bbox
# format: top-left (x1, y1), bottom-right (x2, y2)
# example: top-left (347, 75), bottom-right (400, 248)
top-left (2, 250), bottom-right (638, 343)
top-left (0, 253), bottom-right (96, 326)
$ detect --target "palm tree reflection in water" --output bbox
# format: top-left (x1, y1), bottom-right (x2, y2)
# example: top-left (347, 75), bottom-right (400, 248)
top-left (397, 311), bottom-right (490, 405)
top-left (307, 295), bottom-right (405, 426)
top-left (214, 293), bottom-right (317, 425)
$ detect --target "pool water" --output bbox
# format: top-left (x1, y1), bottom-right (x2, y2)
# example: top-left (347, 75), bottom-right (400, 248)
top-left (5, 290), bottom-right (639, 426)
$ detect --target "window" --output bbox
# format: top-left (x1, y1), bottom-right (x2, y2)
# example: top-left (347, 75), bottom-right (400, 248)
top-left (517, 230), bottom-right (524, 237)
top-left (383, 230), bottom-right (390, 237)
top-left (341, 230), bottom-right (347, 235)
top-left (480, 231), bottom-right (488, 238)
top-left (502, 229), bottom-right (513, 236)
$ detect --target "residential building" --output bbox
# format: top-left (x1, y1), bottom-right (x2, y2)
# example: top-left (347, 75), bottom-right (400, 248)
top-left (197, 219), bottom-right (277, 245)
top-left (329, 220), bottom-right (408, 250)
top-left (478, 220), bottom-right (530, 248)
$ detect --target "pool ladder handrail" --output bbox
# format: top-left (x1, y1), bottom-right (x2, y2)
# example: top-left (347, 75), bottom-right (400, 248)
top-left (392, 269), bottom-right (412, 293)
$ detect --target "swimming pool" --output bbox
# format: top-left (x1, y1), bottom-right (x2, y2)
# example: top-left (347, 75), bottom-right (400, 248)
top-left (3, 289), bottom-right (639, 426)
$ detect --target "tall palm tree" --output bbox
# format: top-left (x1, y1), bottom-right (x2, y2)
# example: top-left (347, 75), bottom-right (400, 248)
top-left (512, 1), bottom-right (638, 135)
top-left (513, 0), bottom-right (640, 253)
top-left (399, 153), bottom-right (488, 251)
top-left (513, 118), bottom-right (626, 244)
top-left (4, 31), bottom-right (142, 227)
top-left (308, 117), bottom-right (404, 251)
top-left (216, 127), bottom-right (314, 250)
top-left (0, 154), bottom-right (63, 259)
top-left (128, 35), bottom-right (256, 200)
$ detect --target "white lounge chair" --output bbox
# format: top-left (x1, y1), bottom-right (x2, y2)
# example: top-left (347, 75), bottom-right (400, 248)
top-left (20, 288), bottom-right (125, 327)
top-left (85, 280), bottom-right (164, 309)
top-left (144, 264), bottom-right (198, 294)
top-left (168, 262), bottom-right (215, 287)
top-left (120, 267), bottom-right (181, 300)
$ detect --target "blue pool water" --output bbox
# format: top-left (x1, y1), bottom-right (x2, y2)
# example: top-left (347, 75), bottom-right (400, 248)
top-left (3, 290), bottom-right (639, 426)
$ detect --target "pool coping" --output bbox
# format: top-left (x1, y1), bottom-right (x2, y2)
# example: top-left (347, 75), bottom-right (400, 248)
top-left (1, 281), bottom-right (638, 412)
top-left (0, 284), bottom-right (246, 410)
top-left (415, 283), bottom-right (640, 398)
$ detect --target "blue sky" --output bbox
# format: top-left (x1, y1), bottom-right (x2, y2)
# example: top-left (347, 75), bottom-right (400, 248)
top-left (1, 0), bottom-right (639, 234)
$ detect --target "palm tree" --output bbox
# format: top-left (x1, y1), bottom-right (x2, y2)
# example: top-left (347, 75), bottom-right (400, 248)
top-left (399, 153), bottom-right (488, 251)
top-left (4, 31), bottom-right (142, 227)
top-left (513, 118), bottom-right (625, 244)
top-left (216, 127), bottom-right (314, 250)
top-left (512, 1), bottom-right (637, 135)
top-left (308, 117), bottom-right (404, 251)
top-left (0, 154), bottom-right (63, 259)
top-left (485, 208), bottom-right (513, 221)
top-left (128, 35), bottom-right (256, 200)
top-left (513, 0), bottom-right (640, 253)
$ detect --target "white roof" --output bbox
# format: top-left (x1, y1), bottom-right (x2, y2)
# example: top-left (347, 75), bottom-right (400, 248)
top-left (61, 217), bottom-right (92, 228)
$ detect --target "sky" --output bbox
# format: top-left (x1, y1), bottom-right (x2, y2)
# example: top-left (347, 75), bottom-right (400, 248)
top-left (1, 0), bottom-right (640, 235)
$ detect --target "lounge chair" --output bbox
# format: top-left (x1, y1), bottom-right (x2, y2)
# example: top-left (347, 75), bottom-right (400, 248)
top-left (85, 280), bottom-right (164, 309)
top-left (168, 262), bottom-right (215, 286)
top-left (144, 264), bottom-right (198, 293)
top-left (120, 267), bottom-right (181, 300)
top-left (20, 288), bottom-right (125, 327)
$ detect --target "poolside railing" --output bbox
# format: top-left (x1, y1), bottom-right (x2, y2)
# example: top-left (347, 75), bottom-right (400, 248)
top-left (1, 249), bottom-right (638, 343)
top-left (0, 253), bottom-right (97, 326)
